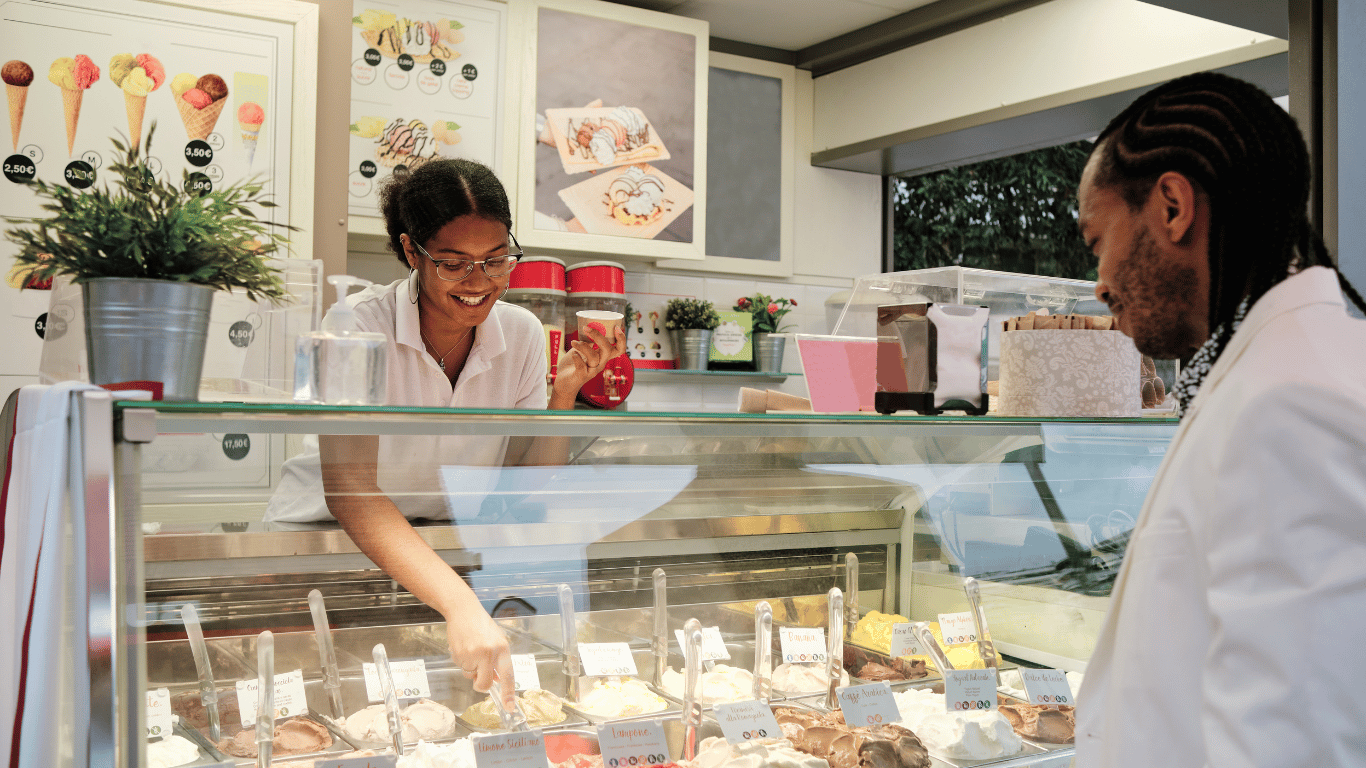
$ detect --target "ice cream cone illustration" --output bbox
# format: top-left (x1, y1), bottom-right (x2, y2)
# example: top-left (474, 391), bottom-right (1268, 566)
top-left (237, 101), bottom-right (264, 168)
top-left (2, 61), bottom-right (33, 151)
top-left (174, 73), bottom-right (228, 141)
top-left (49, 55), bottom-right (99, 157)
top-left (109, 53), bottom-right (163, 146)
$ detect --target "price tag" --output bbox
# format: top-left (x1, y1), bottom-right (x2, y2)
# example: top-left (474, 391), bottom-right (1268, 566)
top-left (598, 719), bottom-right (671, 768)
top-left (778, 627), bottom-right (827, 664)
top-left (674, 627), bottom-right (730, 661)
top-left (714, 700), bottom-right (782, 744)
top-left (836, 683), bottom-right (901, 727)
top-left (363, 658), bottom-right (431, 702)
top-left (236, 669), bottom-right (309, 727)
top-left (579, 643), bottom-right (637, 677)
top-left (1018, 668), bottom-right (1073, 709)
top-left (317, 755), bottom-right (398, 768)
top-left (145, 688), bottom-right (174, 739)
top-left (943, 669), bottom-right (998, 714)
top-left (512, 654), bottom-right (542, 692)
top-left (937, 613), bottom-right (978, 646)
top-left (473, 730), bottom-right (551, 768)
top-left (889, 624), bottom-right (924, 658)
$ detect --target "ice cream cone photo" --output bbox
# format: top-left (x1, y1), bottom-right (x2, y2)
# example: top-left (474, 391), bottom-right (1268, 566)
top-left (48, 55), bottom-right (99, 156)
top-left (237, 101), bottom-right (264, 168)
top-left (60, 89), bottom-right (82, 156)
top-left (124, 92), bottom-right (146, 144)
top-left (109, 53), bottom-right (163, 145)
top-left (174, 72), bottom-right (228, 141)
top-left (2, 61), bottom-right (33, 152)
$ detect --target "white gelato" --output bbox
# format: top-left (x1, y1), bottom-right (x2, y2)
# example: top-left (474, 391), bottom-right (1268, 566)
top-left (661, 664), bottom-right (755, 706)
top-left (145, 735), bottom-right (199, 768)
top-left (398, 738), bottom-right (476, 768)
top-left (344, 698), bottom-right (457, 743)
top-left (685, 735), bottom-right (828, 768)
top-left (892, 688), bottom-right (1023, 761)
top-left (590, 129), bottom-right (615, 165)
top-left (771, 663), bottom-right (848, 693)
top-left (997, 669), bottom-right (1084, 702)
top-left (574, 678), bottom-right (668, 718)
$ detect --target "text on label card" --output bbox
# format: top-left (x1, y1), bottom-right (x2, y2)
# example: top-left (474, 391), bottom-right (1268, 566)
top-left (598, 719), bottom-right (671, 768)
top-left (778, 627), bottom-right (827, 664)
top-left (579, 643), bottom-right (637, 677)
top-left (943, 669), bottom-right (998, 713)
top-left (888, 624), bottom-right (924, 658)
top-left (363, 658), bottom-right (432, 702)
top-left (714, 700), bottom-right (783, 745)
top-left (236, 669), bottom-right (309, 727)
top-left (937, 612), bottom-right (978, 646)
top-left (512, 654), bottom-right (541, 692)
top-left (1018, 668), bottom-right (1072, 708)
top-left (472, 730), bottom-right (551, 768)
top-left (674, 627), bottom-right (730, 661)
top-left (145, 687), bottom-right (174, 738)
top-left (836, 683), bottom-right (901, 727)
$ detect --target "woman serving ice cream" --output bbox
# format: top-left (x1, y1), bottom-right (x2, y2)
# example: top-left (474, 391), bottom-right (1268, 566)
top-left (267, 159), bottom-right (626, 703)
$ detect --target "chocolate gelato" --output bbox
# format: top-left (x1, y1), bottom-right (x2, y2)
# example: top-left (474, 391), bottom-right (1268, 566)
top-left (171, 688), bottom-right (240, 733)
top-left (998, 702), bottom-right (1076, 744)
top-left (2, 60), bottom-right (33, 87)
top-left (772, 707), bottom-right (930, 768)
top-left (856, 658), bottom-right (927, 683)
top-left (194, 73), bottom-right (227, 102)
top-left (216, 716), bottom-right (333, 758)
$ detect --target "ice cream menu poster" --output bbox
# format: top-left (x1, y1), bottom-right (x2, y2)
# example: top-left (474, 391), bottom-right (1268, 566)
top-left (348, 0), bottom-right (506, 217)
top-left (0, 0), bottom-right (294, 379)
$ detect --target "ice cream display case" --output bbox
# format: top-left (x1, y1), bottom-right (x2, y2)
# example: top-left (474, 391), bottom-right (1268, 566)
top-left (55, 394), bottom-right (1177, 767)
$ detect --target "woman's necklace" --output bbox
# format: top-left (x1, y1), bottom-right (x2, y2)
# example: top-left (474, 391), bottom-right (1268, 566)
top-left (421, 325), bottom-right (474, 369)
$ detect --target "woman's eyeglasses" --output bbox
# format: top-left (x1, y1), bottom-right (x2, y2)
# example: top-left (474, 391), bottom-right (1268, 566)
top-left (409, 234), bottom-right (522, 282)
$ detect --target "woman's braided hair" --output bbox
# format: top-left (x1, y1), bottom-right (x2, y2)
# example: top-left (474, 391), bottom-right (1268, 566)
top-left (378, 158), bottom-right (513, 266)
top-left (1091, 72), bottom-right (1366, 358)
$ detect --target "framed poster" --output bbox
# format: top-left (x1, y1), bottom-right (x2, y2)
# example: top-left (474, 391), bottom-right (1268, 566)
top-left (515, 0), bottom-right (708, 261)
top-left (0, 0), bottom-right (316, 381)
top-left (346, 0), bottom-right (509, 227)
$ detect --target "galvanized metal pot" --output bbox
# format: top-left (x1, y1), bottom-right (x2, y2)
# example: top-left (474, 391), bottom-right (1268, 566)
top-left (753, 332), bottom-right (786, 372)
top-left (83, 277), bottom-right (214, 401)
top-left (675, 329), bottom-right (712, 371)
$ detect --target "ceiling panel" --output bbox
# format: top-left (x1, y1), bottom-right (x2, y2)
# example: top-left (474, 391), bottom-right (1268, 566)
top-left (609, 0), bottom-right (941, 50)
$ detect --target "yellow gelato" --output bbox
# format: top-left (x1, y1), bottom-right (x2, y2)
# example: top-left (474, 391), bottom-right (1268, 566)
top-left (353, 9), bottom-right (396, 31)
top-left (120, 67), bottom-right (153, 97)
top-left (170, 72), bottom-right (197, 98)
top-left (47, 58), bottom-right (76, 90)
top-left (108, 53), bottom-right (136, 86)
top-left (851, 611), bottom-right (988, 671)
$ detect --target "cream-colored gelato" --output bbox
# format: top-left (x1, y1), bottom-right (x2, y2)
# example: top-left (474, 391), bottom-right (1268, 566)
top-left (685, 736), bottom-right (828, 768)
top-left (344, 698), bottom-right (457, 743)
top-left (574, 678), bottom-right (667, 718)
top-left (145, 735), bottom-right (199, 768)
top-left (660, 664), bottom-right (754, 706)
top-left (892, 688), bottom-right (1022, 761)
top-left (461, 689), bottom-right (566, 728)
top-left (397, 738), bottom-right (477, 768)
top-left (771, 663), bottom-right (848, 693)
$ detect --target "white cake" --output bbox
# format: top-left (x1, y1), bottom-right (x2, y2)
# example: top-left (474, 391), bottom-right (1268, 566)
top-left (997, 330), bottom-right (1141, 417)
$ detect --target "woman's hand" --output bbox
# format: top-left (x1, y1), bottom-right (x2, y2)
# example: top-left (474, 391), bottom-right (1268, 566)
top-left (447, 610), bottom-right (516, 709)
top-left (549, 325), bottom-right (628, 409)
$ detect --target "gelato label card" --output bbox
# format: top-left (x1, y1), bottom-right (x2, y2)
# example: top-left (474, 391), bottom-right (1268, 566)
top-left (1019, 668), bottom-right (1073, 709)
top-left (944, 669), bottom-right (998, 714)
top-left (512, 654), bottom-right (542, 692)
top-left (598, 719), bottom-right (671, 768)
top-left (362, 658), bottom-right (431, 702)
top-left (473, 730), bottom-right (551, 768)
top-left (779, 627), bottom-right (827, 664)
top-left (674, 626), bottom-right (731, 661)
top-left (836, 683), bottom-right (901, 727)
top-left (145, 687), bottom-right (173, 739)
top-left (580, 642), bottom-right (637, 677)
top-left (236, 669), bottom-right (309, 727)
top-left (889, 624), bottom-right (925, 658)
top-left (318, 756), bottom-right (398, 768)
top-left (714, 700), bottom-right (783, 744)
top-left (937, 612), bottom-right (979, 646)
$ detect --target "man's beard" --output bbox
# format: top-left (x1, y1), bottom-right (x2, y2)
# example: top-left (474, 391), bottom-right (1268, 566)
top-left (1113, 226), bottom-right (1204, 360)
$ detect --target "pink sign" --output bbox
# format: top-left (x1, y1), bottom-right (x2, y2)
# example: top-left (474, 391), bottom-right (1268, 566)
top-left (795, 336), bottom-right (877, 413)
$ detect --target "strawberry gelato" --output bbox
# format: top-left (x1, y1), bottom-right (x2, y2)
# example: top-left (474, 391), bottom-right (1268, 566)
top-left (237, 101), bottom-right (264, 126)
top-left (136, 54), bottom-right (164, 89)
top-left (182, 88), bottom-right (212, 109)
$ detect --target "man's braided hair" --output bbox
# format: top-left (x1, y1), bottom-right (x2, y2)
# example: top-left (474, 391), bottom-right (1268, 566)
top-left (1091, 72), bottom-right (1366, 359)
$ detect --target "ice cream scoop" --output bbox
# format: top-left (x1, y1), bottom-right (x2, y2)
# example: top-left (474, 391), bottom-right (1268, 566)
top-left (238, 101), bottom-right (265, 127)
top-left (71, 55), bottom-right (99, 89)
top-left (108, 54), bottom-right (136, 86)
top-left (120, 67), bottom-right (154, 97)
top-left (2, 60), bottom-right (33, 87)
top-left (135, 53), bottom-right (164, 89)
top-left (47, 58), bottom-right (77, 90)
top-left (170, 72), bottom-right (196, 97)
top-left (195, 73), bottom-right (227, 102)
top-left (182, 88), bottom-right (212, 110)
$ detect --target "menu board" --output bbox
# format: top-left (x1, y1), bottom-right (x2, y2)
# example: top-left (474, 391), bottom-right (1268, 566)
top-left (347, 0), bottom-right (506, 217)
top-left (0, 0), bottom-right (296, 380)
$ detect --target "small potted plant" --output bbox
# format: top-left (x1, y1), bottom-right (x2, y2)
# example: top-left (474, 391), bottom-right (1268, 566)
top-left (4, 124), bottom-right (292, 400)
top-left (736, 293), bottom-right (797, 371)
top-left (664, 297), bottom-right (719, 370)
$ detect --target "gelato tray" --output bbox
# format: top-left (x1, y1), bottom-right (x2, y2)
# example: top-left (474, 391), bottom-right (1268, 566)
top-left (454, 656), bottom-right (587, 732)
top-left (150, 721), bottom-right (231, 768)
top-left (209, 713), bottom-right (358, 765)
top-left (562, 677), bottom-right (678, 725)
top-left (302, 671), bottom-right (471, 749)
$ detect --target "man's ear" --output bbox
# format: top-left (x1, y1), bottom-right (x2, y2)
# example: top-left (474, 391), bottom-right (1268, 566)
top-left (1152, 171), bottom-right (1199, 244)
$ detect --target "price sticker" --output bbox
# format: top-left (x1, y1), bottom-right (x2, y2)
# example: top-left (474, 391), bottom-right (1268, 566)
top-left (889, 624), bottom-right (924, 658)
top-left (512, 654), bottom-right (541, 692)
top-left (363, 658), bottom-right (432, 702)
top-left (318, 755), bottom-right (397, 768)
top-left (937, 612), bottom-right (978, 646)
top-left (674, 627), bottom-right (730, 661)
top-left (1018, 668), bottom-right (1072, 709)
top-left (236, 669), bottom-right (309, 727)
top-left (778, 627), bottom-right (826, 664)
top-left (473, 730), bottom-right (551, 768)
top-left (943, 669), bottom-right (998, 714)
top-left (598, 719), bottom-right (671, 768)
top-left (145, 688), bottom-right (174, 738)
top-left (714, 700), bottom-right (782, 745)
top-left (580, 643), bottom-right (637, 677)
top-left (836, 683), bottom-right (900, 727)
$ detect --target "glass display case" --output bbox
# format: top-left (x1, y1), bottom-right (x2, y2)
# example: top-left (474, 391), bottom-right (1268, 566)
top-left (69, 394), bottom-right (1177, 767)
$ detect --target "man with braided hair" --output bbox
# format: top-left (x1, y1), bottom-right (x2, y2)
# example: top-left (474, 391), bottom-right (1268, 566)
top-left (1075, 72), bottom-right (1366, 766)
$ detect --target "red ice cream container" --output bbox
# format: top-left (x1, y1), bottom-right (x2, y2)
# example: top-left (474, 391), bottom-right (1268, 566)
top-left (509, 256), bottom-right (566, 292)
top-left (566, 261), bottom-right (625, 296)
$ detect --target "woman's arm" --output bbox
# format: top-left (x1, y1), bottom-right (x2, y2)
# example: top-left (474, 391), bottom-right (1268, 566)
top-left (509, 325), bottom-right (628, 466)
top-left (319, 434), bottom-right (514, 703)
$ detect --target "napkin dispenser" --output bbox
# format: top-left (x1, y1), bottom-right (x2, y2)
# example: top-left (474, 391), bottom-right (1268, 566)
top-left (874, 302), bottom-right (989, 415)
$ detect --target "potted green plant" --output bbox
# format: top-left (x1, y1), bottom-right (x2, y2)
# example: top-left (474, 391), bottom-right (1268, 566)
top-left (736, 293), bottom-right (797, 372)
top-left (4, 124), bottom-right (292, 400)
top-left (664, 297), bottom-right (719, 371)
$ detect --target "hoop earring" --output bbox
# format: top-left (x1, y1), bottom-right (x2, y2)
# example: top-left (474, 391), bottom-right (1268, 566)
top-left (409, 268), bottom-right (420, 305)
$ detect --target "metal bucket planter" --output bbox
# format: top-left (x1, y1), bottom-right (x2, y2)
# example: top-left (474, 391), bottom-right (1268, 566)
top-left (753, 332), bottom-right (786, 372)
top-left (674, 329), bottom-right (712, 371)
top-left (83, 277), bottom-right (214, 401)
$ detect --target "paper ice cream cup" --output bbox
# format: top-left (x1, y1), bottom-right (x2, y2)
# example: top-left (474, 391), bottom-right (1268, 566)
top-left (576, 310), bottom-right (623, 342)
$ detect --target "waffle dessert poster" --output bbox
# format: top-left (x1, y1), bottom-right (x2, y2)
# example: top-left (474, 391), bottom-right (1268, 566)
top-left (0, 0), bottom-right (293, 382)
top-left (347, 0), bottom-right (506, 217)
top-left (534, 6), bottom-right (697, 242)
